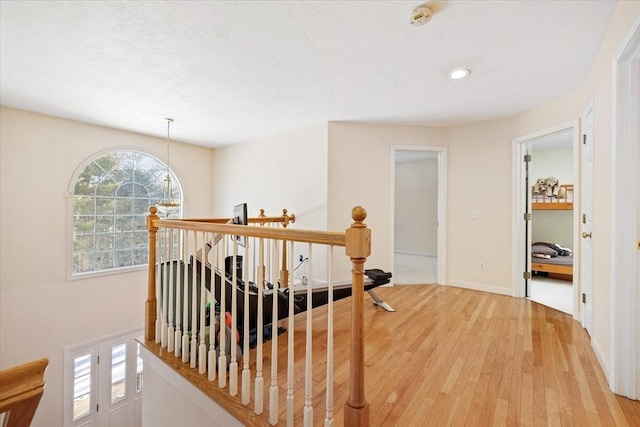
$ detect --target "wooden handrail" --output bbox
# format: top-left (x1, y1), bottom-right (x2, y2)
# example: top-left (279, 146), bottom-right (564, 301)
top-left (0, 358), bottom-right (48, 427)
top-left (145, 208), bottom-right (304, 342)
top-left (150, 220), bottom-right (346, 247)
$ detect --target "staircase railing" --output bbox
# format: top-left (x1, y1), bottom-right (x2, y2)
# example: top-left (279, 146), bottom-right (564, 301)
top-left (145, 206), bottom-right (371, 426)
top-left (0, 358), bottom-right (48, 427)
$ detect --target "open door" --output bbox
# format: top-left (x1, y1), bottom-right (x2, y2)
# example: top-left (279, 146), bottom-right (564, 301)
top-left (581, 101), bottom-right (594, 336)
top-left (523, 144), bottom-right (532, 297)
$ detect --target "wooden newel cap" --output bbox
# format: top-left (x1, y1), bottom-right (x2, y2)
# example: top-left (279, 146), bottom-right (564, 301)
top-left (351, 206), bottom-right (367, 226)
top-left (346, 206), bottom-right (371, 258)
top-left (149, 206), bottom-right (158, 215)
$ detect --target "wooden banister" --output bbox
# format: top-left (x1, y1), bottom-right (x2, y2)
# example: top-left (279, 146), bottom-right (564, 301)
top-left (145, 205), bottom-right (372, 425)
top-left (146, 206), bottom-right (159, 341)
top-left (344, 206), bottom-right (371, 427)
top-left (0, 358), bottom-right (48, 427)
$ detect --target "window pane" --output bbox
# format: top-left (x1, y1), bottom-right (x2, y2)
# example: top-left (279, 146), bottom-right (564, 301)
top-left (134, 248), bottom-right (148, 265)
top-left (115, 215), bottom-right (134, 232)
top-left (111, 344), bottom-right (126, 403)
top-left (95, 251), bottom-right (114, 270)
top-left (136, 344), bottom-right (144, 392)
top-left (73, 354), bottom-right (91, 420)
top-left (74, 196), bottom-right (95, 214)
top-left (95, 198), bottom-right (115, 215)
top-left (133, 197), bottom-right (153, 215)
top-left (95, 233), bottom-right (113, 251)
top-left (116, 249), bottom-right (133, 268)
top-left (115, 199), bottom-right (133, 215)
top-left (73, 253), bottom-right (94, 274)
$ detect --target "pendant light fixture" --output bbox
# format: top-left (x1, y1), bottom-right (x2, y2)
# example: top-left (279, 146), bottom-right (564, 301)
top-left (156, 118), bottom-right (180, 216)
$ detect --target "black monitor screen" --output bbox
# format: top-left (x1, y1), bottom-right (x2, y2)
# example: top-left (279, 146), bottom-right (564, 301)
top-left (233, 203), bottom-right (248, 246)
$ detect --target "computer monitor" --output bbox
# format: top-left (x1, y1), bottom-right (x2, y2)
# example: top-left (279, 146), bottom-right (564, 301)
top-left (233, 203), bottom-right (247, 246)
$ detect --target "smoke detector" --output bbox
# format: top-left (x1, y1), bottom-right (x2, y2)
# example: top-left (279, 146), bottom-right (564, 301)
top-left (409, 4), bottom-right (433, 26)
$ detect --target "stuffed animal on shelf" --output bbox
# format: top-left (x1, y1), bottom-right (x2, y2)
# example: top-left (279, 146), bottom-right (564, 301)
top-left (545, 176), bottom-right (561, 197)
top-left (532, 177), bottom-right (547, 195)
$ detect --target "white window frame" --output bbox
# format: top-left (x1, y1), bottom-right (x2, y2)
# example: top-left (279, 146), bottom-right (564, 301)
top-left (66, 148), bottom-right (182, 280)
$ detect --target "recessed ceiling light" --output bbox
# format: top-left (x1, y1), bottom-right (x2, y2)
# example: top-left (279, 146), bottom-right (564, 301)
top-left (450, 69), bottom-right (471, 79)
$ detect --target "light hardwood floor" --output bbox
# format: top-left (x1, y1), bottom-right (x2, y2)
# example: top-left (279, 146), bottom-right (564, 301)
top-left (142, 285), bottom-right (640, 426)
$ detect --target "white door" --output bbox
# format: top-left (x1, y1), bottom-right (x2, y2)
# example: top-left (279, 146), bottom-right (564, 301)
top-left (97, 331), bottom-right (143, 427)
top-left (581, 102), bottom-right (594, 335)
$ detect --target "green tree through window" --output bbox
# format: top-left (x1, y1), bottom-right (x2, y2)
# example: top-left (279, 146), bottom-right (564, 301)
top-left (72, 150), bottom-right (181, 275)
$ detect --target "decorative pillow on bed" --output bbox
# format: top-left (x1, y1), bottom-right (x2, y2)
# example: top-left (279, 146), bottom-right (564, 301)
top-left (531, 244), bottom-right (558, 257)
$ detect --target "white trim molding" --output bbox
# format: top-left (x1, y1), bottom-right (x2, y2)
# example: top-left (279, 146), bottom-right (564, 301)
top-left (610, 15), bottom-right (640, 400)
top-left (511, 120), bottom-right (581, 322)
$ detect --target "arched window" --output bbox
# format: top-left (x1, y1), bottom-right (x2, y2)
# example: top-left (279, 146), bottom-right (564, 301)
top-left (70, 150), bottom-right (182, 276)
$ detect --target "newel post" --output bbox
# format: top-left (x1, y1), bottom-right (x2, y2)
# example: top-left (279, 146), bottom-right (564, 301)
top-left (344, 206), bottom-right (371, 427)
top-left (145, 206), bottom-right (159, 341)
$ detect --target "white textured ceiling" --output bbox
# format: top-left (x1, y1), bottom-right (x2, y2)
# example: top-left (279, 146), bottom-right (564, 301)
top-left (0, 1), bottom-right (617, 147)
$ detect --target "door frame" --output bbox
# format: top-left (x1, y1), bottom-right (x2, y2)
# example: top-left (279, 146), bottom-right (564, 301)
top-left (611, 15), bottom-right (639, 399)
top-left (581, 100), bottom-right (594, 334)
top-left (63, 328), bottom-right (144, 427)
top-left (390, 145), bottom-right (447, 285)
top-left (511, 120), bottom-right (581, 319)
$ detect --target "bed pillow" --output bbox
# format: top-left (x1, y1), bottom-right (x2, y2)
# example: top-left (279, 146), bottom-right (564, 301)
top-left (531, 244), bottom-right (558, 257)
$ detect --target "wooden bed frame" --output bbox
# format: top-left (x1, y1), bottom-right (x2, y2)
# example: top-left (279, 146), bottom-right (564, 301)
top-left (532, 184), bottom-right (574, 210)
top-left (532, 260), bottom-right (573, 281)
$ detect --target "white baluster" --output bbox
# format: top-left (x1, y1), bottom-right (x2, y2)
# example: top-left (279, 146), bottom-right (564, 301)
top-left (174, 229), bottom-right (182, 358)
top-left (269, 238), bottom-right (279, 425)
top-left (190, 231), bottom-right (198, 369)
top-left (199, 231), bottom-right (207, 374)
top-left (208, 235), bottom-right (217, 382)
top-left (287, 240), bottom-right (295, 427)
top-left (155, 231), bottom-right (162, 344)
top-left (241, 236), bottom-right (251, 405)
top-left (161, 228), bottom-right (169, 348)
top-left (218, 236), bottom-right (227, 387)
top-left (254, 237), bottom-right (264, 415)
top-left (324, 247), bottom-right (334, 427)
top-left (303, 244), bottom-right (314, 427)
top-left (181, 231), bottom-right (190, 363)
top-left (168, 228), bottom-right (175, 353)
top-left (229, 239), bottom-right (239, 396)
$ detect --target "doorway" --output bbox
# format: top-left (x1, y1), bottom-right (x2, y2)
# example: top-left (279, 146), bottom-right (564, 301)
top-left (512, 121), bottom-right (581, 319)
top-left (64, 329), bottom-right (144, 427)
top-left (391, 146), bottom-right (447, 285)
top-left (529, 131), bottom-right (575, 314)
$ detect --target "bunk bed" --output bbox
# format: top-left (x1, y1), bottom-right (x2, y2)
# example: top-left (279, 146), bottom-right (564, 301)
top-left (532, 183), bottom-right (574, 210)
top-left (531, 183), bottom-right (574, 281)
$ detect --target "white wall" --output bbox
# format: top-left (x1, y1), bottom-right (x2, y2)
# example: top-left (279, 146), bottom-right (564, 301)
top-left (327, 122), bottom-right (449, 281)
top-left (394, 156), bottom-right (438, 255)
top-left (0, 107), bottom-right (214, 427)
top-left (578, 0), bottom-right (640, 375)
top-left (531, 146), bottom-right (573, 185)
top-left (140, 347), bottom-right (242, 427)
top-left (210, 124), bottom-right (329, 279)
top-left (511, 0), bottom-right (640, 379)
top-left (446, 118), bottom-right (514, 294)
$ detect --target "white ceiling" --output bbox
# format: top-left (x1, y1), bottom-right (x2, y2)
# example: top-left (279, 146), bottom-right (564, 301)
top-left (0, 1), bottom-right (617, 148)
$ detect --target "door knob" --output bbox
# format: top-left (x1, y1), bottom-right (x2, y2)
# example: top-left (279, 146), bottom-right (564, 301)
top-left (582, 232), bottom-right (592, 238)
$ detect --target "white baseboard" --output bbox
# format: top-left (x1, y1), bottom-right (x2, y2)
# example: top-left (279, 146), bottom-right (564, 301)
top-left (394, 250), bottom-right (437, 258)
top-left (591, 338), bottom-right (611, 387)
top-left (446, 280), bottom-right (512, 296)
